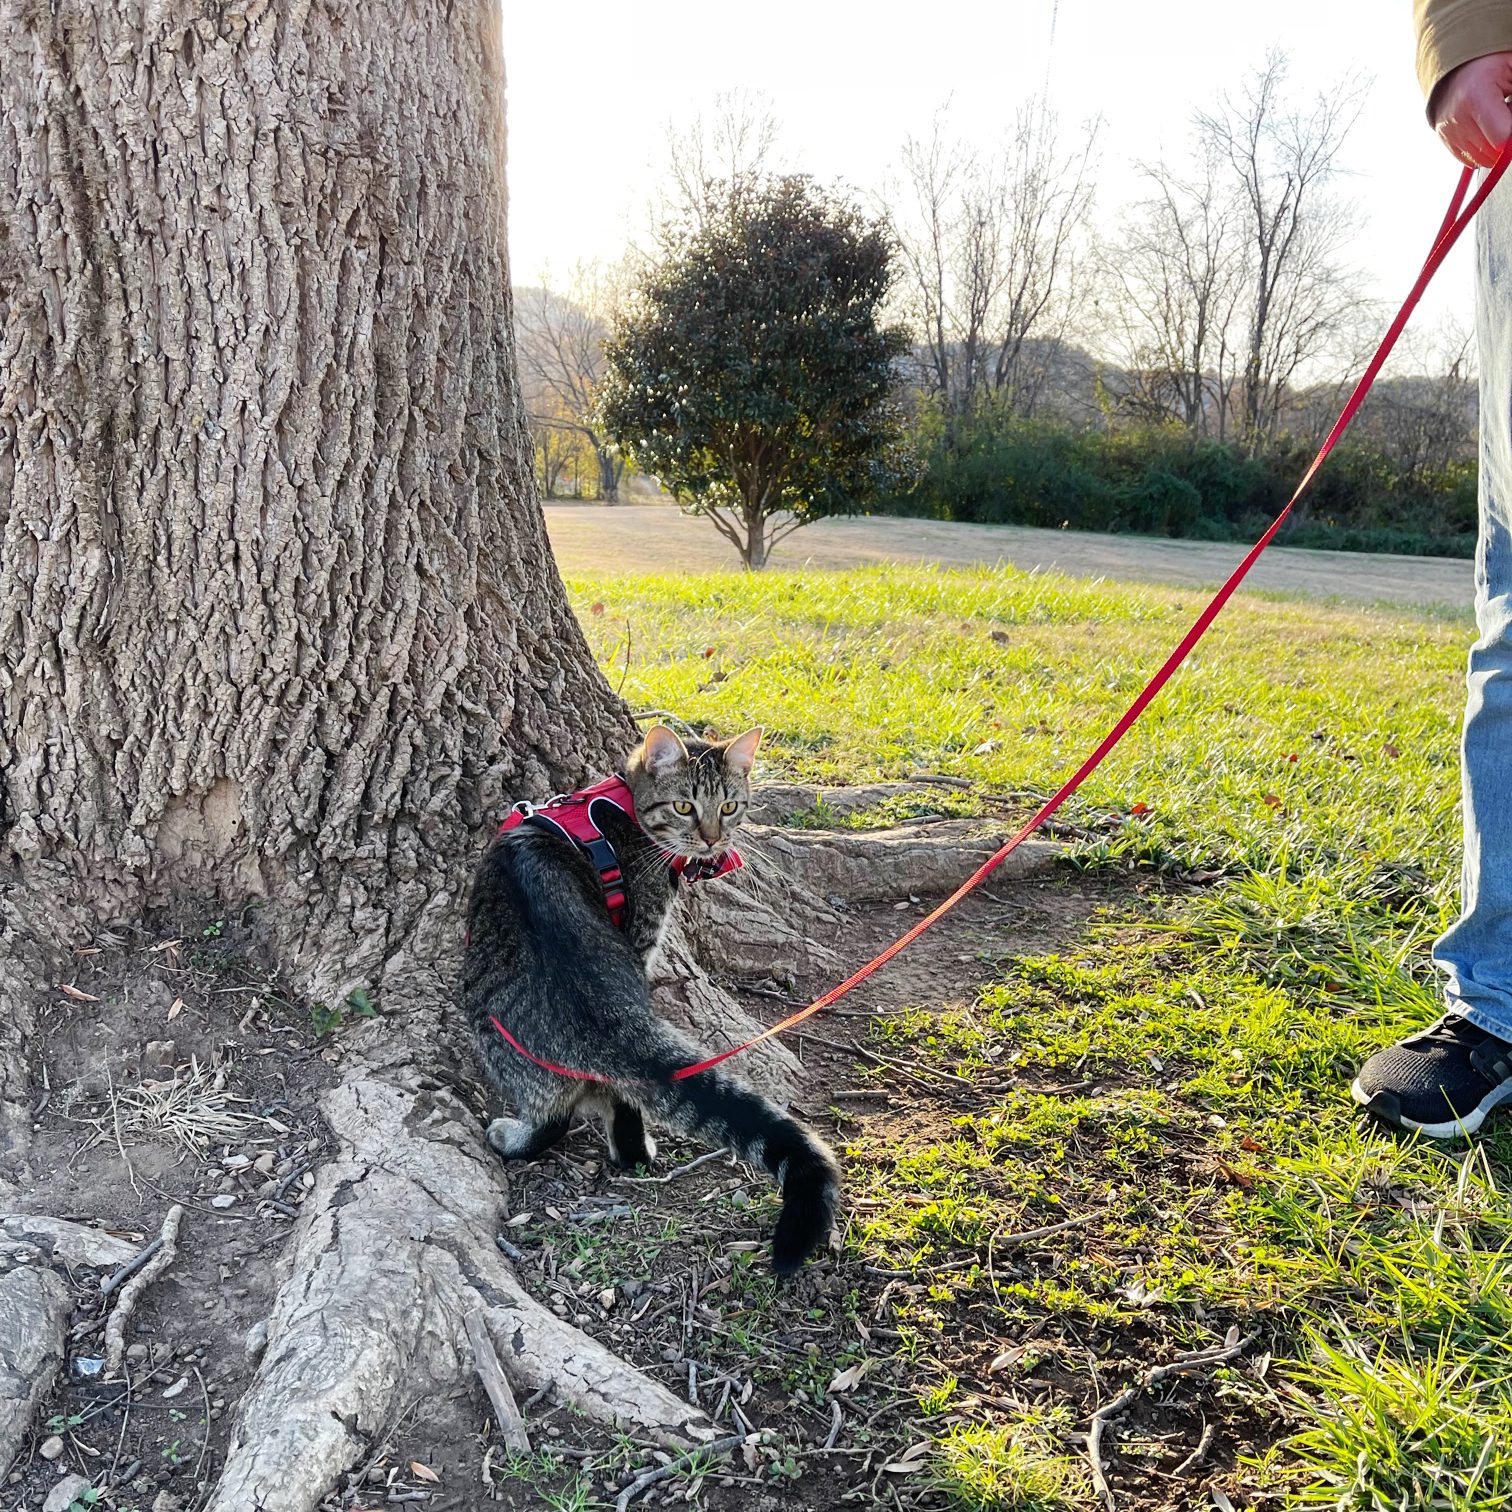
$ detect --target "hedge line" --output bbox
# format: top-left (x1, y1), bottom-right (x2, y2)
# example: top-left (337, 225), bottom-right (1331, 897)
top-left (879, 416), bottom-right (1477, 559)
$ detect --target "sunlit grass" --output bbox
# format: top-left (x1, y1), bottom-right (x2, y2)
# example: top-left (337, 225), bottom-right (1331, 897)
top-left (567, 564), bottom-right (1492, 1508)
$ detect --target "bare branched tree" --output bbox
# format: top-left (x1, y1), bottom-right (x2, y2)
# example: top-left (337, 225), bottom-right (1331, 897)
top-left (514, 265), bottom-right (625, 501)
top-left (1199, 52), bottom-right (1366, 448)
top-left (1103, 53), bottom-right (1365, 449)
top-left (892, 103), bottom-right (1098, 436)
top-left (660, 88), bottom-right (783, 235)
top-left (1102, 142), bottom-right (1246, 437)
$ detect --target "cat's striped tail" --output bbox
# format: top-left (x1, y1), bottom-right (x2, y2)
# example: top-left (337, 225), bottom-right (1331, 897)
top-left (634, 1027), bottom-right (840, 1273)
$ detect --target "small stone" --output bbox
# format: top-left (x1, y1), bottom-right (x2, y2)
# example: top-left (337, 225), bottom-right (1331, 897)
top-left (162, 1374), bottom-right (189, 1398)
top-left (126, 1343), bottom-right (150, 1364)
top-left (729, 1190), bottom-right (749, 1210)
top-left (245, 1320), bottom-right (269, 1358)
top-left (43, 1474), bottom-right (92, 1512)
top-left (597, 1287), bottom-right (617, 1311)
top-left (38, 1435), bottom-right (64, 1461)
top-left (253, 1152), bottom-right (276, 1174)
top-left (660, 1346), bottom-right (679, 1363)
top-left (209, 1193), bottom-right (237, 1209)
top-left (152, 1493), bottom-right (184, 1512)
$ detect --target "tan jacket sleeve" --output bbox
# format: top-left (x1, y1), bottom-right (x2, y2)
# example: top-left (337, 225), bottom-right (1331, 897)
top-left (1416, 0), bottom-right (1512, 110)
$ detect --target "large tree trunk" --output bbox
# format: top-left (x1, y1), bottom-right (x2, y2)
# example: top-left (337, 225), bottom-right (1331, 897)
top-left (595, 442), bottom-right (620, 503)
top-left (0, 6), bottom-right (809, 1505)
top-left (0, 0), bottom-right (633, 982)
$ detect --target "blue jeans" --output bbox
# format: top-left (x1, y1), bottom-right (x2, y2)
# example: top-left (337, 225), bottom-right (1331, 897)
top-left (1435, 169), bottom-right (1512, 1040)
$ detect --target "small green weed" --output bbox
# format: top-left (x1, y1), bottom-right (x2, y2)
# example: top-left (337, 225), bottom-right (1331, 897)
top-left (932, 1416), bottom-right (1089, 1510)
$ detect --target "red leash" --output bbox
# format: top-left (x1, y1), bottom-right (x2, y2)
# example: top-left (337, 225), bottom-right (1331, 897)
top-left (502, 149), bottom-right (1510, 1087)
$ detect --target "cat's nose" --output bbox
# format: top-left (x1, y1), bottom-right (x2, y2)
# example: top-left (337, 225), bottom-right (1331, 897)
top-left (699, 822), bottom-right (720, 846)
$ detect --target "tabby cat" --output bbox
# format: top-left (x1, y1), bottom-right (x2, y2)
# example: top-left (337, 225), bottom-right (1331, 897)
top-left (463, 724), bottom-right (840, 1273)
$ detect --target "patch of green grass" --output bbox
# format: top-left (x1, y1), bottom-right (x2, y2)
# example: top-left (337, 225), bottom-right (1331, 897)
top-left (566, 565), bottom-right (1498, 1506)
top-left (567, 566), bottom-right (1465, 885)
top-left (932, 1416), bottom-right (1091, 1511)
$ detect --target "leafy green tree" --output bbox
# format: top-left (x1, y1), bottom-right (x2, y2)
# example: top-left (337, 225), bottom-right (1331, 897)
top-left (599, 176), bottom-right (910, 567)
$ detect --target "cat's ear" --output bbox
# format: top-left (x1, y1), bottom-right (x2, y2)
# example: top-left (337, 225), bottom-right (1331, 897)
top-left (641, 724), bottom-right (689, 778)
top-left (722, 727), bottom-right (763, 779)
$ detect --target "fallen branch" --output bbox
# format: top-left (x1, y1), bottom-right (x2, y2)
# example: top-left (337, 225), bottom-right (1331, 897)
top-left (1086, 1330), bottom-right (1252, 1512)
top-left (614, 1433), bottom-right (747, 1512)
top-left (616, 1148), bottom-right (730, 1185)
top-left (100, 1234), bottom-right (164, 1298)
top-left (465, 1309), bottom-right (530, 1454)
top-left (103, 1204), bottom-right (183, 1373)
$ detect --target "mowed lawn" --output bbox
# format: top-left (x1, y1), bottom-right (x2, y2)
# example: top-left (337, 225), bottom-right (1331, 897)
top-left (566, 565), bottom-right (1504, 1511)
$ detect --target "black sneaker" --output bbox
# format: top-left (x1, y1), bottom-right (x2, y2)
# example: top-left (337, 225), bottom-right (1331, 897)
top-left (1352, 1015), bottom-right (1512, 1138)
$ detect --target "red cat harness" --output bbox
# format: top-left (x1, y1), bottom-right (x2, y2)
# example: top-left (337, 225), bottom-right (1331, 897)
top-left (496, 773), bottom-right (743, 930)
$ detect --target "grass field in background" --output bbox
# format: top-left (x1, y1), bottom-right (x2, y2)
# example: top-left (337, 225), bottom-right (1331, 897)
top-left (567, 567), bottom-right (1508, 1510)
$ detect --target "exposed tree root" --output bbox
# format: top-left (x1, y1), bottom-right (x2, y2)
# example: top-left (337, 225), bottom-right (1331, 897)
top-left (0, 1216), bottom-right (138, 1469)
top-left (205, 1066), bottom-right (711, 1512)
top-left (102, 1203), bottom-right (182, 1372)
top-left (751, 820), bottom-right (1059, 903)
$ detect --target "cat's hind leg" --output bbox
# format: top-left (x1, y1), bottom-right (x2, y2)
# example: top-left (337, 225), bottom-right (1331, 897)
top-left (604, 1097), bottom-right (658, 1170)
top-left (487, 1112), bottom-right (572, 1161)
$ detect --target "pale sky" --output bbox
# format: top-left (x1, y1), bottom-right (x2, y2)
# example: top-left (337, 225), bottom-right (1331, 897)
top-left (502, 2), bottom-right (1474, 350)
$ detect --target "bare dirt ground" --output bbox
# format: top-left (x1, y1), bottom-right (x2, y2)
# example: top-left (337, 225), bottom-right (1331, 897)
top-left (4, 835), bottom-right (1272, 1512)
top-left (544, 504), bottom-right (1472, 610)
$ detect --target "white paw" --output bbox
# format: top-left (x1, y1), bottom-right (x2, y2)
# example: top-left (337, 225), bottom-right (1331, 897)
top-left (486, 1117), bottom-right (533, 1157)
top-left (643, 1133), bottom-right (658, 1162)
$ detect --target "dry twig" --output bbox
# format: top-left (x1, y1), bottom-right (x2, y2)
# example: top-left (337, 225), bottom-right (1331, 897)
top-left (616, 1147), bottom-right (731, 1184)
top-left (1173, 1421), bottom-right (1216, 1477)
top-left (1086, 1331), bottom-right (1252, 1512)
top-left (614, 1433), bottom-right (747, 1512)
top-left (100, 1234), bottom-right (165, 1298)
top-left (465, 1309), bottom-right (531, 1454)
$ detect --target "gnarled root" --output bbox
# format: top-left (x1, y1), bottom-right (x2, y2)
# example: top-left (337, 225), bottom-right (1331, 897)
top-left (205, 1069), bottom-right (711, 1512)
top-left (0, 1217), bottom-right (138, 1469)
top-left (747, 820), bottom-right (1058, 903)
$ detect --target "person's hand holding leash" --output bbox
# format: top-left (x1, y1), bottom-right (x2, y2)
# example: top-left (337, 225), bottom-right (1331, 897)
top-left (1433, 51), bottom-right (1512, 167)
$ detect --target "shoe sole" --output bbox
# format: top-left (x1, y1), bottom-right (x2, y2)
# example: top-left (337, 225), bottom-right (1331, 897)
top-left (1350, 1074), bottom-right (1512, 1140)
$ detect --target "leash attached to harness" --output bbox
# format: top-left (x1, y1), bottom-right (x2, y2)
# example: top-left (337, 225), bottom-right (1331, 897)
top-left (495, 147), bottom-right (1512, 1087)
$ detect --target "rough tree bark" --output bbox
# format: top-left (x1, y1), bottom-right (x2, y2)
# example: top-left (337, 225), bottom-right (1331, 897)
top-left (0, 1), bottom-right (802, 1503)
top-left (0, 0), bottom-right (632, 976)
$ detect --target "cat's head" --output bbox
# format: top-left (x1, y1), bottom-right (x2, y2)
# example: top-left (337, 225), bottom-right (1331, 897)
top-left (625, 724), bottom-right (762, 859)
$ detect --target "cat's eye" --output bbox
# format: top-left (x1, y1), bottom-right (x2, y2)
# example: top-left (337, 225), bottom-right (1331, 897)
top-left (673, 801), bottom-right (694, 815)
top-left (720, 801), bottom-right (739, 815)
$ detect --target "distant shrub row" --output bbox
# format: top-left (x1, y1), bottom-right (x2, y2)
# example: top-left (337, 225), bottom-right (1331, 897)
top-left (880, 415), bottom-right (1477, 559)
